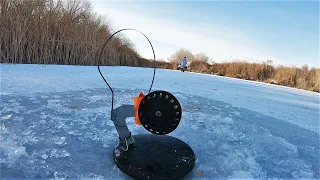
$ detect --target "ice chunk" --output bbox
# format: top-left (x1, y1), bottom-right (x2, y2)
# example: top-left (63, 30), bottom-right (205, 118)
top-left (1, 114), bottom-right (12, 120)
top-left (53, 136), bottom-right (66, 145)
top-left (50, 149), bottom-right (70, 158)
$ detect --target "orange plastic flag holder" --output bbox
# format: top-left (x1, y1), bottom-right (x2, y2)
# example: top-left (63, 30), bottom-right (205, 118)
top-left (133, 92), bottom-right (145, 125)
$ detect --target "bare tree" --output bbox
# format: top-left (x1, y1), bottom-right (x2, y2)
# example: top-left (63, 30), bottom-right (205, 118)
top-left (168, 48), bottom-right (194, 63)
top-left (194, 53), bottom-right (210, 63)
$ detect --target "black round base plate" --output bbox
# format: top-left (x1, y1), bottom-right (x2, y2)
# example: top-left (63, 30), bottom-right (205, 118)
top-left (113, 134), bottom-right (196, 180)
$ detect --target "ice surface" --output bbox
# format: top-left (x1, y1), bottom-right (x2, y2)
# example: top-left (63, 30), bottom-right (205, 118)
top-left (1, 64), bottom-right (319, 179)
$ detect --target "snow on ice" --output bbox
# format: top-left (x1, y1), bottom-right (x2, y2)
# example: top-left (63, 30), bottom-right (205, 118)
top-left (1, 64), bottom-right (319, 179)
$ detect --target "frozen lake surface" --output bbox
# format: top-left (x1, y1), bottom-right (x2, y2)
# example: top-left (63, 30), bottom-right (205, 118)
top-left (1, 64), bottom-right (319, 179)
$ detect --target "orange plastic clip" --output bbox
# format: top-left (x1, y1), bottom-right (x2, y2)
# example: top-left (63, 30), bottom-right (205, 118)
top-left (133, 91), bottom-right (145, 125)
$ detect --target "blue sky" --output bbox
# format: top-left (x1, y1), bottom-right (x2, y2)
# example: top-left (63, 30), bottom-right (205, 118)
top-left (90, 0), bottom-right (319, 67)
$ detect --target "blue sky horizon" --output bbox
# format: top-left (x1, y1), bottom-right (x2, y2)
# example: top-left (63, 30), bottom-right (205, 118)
top-left (90, 0), bottom-right (319, 68)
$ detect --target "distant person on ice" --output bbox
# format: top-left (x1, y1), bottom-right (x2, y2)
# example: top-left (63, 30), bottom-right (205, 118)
top-left (181, 57), bottom-right (188, 68)
top-left (178, 56), bottom-right (188, 72)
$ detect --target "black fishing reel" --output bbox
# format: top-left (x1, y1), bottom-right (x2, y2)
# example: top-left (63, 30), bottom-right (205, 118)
top-left (139, 90), bottom-right (182, 135)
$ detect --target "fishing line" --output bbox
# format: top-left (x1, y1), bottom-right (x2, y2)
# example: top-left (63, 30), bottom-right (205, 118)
top-left (97, 28), bottom-right (157, 110)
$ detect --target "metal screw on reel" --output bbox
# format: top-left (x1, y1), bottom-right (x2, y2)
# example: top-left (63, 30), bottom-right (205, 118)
top-left (138, 90), bottom-right (182, 135)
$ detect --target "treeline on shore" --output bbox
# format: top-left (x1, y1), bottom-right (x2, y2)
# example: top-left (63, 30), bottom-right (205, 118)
top-left (157, 49), bottom-right (319, 92)
top-left (157, 59), bottom-right (320, 93)
top-left (0, 0), bottom-right (150, 66)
